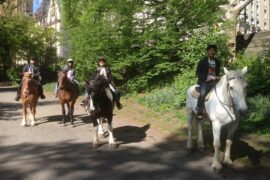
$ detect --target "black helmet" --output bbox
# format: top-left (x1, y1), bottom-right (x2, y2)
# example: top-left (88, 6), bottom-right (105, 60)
top-left (30, 57), bottom-right (37, 61)
top-left (98, 56), bottom-right (106, 63)
top-left (206, 44), bottom-right (217, 51)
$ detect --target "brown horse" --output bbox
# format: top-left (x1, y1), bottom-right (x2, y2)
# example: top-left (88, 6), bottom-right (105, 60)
top-left (20, 72), bottom-right (39, 126)
top-left (57, 71), bottom-right (79, 126)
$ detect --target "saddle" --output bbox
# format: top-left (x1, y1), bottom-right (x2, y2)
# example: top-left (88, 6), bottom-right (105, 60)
top-left (191, 86), bottom-right (213, 102)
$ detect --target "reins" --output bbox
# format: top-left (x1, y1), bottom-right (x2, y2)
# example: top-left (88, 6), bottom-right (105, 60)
top-left (213, 77), bottom-right (236, 121)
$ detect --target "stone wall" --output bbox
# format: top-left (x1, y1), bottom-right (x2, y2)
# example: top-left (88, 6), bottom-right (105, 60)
top-left (236, 31), bottom-right (270, 56)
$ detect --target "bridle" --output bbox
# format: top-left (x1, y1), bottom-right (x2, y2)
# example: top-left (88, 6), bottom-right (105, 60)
top-left (214, 76), bottom-right (243, 121)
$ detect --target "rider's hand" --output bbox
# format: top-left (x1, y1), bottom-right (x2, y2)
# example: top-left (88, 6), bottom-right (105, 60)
top-left (206, 76), bottom-right (212, 82)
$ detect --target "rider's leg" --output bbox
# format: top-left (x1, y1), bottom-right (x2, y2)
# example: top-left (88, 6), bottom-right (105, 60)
top-left (15, 81), bottom-right (23, 101)
top-left (81, 91), bottom-right (89, 107)
top-left (109, 83), bottom-right (123, 110)
top-left (54, 82), bottom-right (58, 97)
top-left (38, 82), bottom-right (46, 99)
top-left (114, 89), bottom-right (123, 109)
top-left (197, 82), bottom-right (208, 116)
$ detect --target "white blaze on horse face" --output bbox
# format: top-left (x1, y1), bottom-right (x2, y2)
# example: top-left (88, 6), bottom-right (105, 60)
top-left (89, 95), bottom-right (95, 111)
top-left (100, 67), bottom-right (108, 79)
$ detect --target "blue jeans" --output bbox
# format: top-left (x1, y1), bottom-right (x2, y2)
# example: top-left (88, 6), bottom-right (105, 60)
top-left (197, 82), bottom-right (214, 111)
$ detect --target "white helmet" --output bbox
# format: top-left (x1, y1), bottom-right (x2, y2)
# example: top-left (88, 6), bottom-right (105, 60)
top-left (67, 58), bottom-right (74, 63)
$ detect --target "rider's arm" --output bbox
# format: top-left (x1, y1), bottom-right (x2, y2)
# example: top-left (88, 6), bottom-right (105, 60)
top-left (196, 59), bottom-right (207, 82)
top-left (106, 67), bottom-right (114, 84)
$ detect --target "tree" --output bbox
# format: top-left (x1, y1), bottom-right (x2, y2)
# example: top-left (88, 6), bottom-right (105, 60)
top-left (0, 3), bottom-right (57, 80)
top-left (61, 0), bottom-right (229, 91)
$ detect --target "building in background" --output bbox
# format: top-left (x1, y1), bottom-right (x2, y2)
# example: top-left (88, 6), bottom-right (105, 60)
top-left (0, 0), bottom-right (33, 15)
top-left (35, 0), bottom-right (67, 58)
top-left (238, 0), bottom-right (270, 34)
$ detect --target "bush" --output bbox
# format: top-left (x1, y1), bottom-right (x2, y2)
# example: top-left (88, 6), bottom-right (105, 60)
top-left (240, 95), bottom-right (270, 137)
top-left (138, 69), bottom-right (196, 112)
top-left (232, 51), bottom-right (270, 96)
top-left (7, 66), bottom-right (22, 84)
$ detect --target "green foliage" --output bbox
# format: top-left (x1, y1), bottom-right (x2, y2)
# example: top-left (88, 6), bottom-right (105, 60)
top-left (138, 69), bottom-right (196, 112)
top-left (61, 0), bottom-right (227, 91)
top-left (0, 5), bottom-right (57, 81)
top-left (181, 28), bottom-right (230, 68)
top-left (240, 95), bottom-right (270, 137)
top-left (232, 50), bottom-right (270, 96)
top-left (7, 66), bottom-right (22, 84)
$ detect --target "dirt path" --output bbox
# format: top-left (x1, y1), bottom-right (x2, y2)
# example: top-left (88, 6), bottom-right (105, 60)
top-left (0, 86), bottom-right (269, 180)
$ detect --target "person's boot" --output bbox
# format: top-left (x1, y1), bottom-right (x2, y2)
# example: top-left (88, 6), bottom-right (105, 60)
top-left (39, 85), bottom-right (46, 99)
top-left (196, 106), bottom-right (203, 119)
top-left (15, 93), bottom-right (21, 101)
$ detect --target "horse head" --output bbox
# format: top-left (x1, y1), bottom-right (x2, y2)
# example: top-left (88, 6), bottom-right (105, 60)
top-left (23, 72), bottom-right (33, 79)
top-left (224, 66), bottom-right (248, 115)
top-left (57, 71), bottom-right (68, 90)
top-left (85, 75), bottom-right (109, 114)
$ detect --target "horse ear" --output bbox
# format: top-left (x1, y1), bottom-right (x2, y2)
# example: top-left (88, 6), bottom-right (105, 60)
top-left (224, 67), bottom-right (229, 75)
top-left (242, 66), bottom-right (248, 75)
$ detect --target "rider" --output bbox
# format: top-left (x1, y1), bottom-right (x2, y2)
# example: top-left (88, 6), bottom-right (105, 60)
top-left (196, 44), bottom-right (221, 118)
top-left (15, 57), bottom-right (46, 101)
top-left (54, 58), bottom-right (79, 97)
top-left (81, 56), bottom-right (123, 110)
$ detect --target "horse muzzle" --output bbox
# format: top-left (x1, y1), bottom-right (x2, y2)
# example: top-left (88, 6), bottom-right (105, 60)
top-left (59, 85), bottom-right (64, 90)
top-left (239, 108), bottom-right (248, 116)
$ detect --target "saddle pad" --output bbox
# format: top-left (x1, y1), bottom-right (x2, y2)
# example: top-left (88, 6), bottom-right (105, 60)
top-left (191, 86), bottom-right (213, 102)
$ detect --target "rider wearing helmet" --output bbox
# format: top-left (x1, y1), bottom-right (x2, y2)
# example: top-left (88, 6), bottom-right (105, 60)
top-left (81, 56), bottom-right (123, 110)
top-left (15, 57), bottom-right (46, 101)
top-left (54, 58), bottom-right (78, 97)
top-left (196, 44), bottom-right (221, 118)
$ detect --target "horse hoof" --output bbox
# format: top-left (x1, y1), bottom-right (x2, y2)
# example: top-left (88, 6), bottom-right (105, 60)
top-left (212, 162), bottom-right (222, 173)
top-left (21, 123), bottom-right (26, 127)
top-left (223, 159), bottom-right (233, 166)
top-left (31, 122), bottom-right (36, 126)
top-left (109, 143), bottom-right (117, 149)
top-left (93, 143), bottom-right (99, 149)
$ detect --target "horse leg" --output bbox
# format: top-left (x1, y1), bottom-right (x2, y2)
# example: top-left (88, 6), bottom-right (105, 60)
top-left (21, 103), bottom-right (27, 127)
top-left (197, 119), bottom-right (205, 151)
top-left (61, 103), bottom-right (66, 125)
top-left (97, 118), bottom-right (105, 136)
top-left (93, 119), bottom-right (100, 148)
top-left (223, 121), bottom-right (239, 165)
top-left (68, 102), bottom-right (74, 127)
top-left (212, 121), bottom-right (222, 172)
top-left (186, 108), bottom-right (193, 150)
top-left (30, 105), bottom-right (36, 126)
top-left (107, 116), bottom-right (116, 149)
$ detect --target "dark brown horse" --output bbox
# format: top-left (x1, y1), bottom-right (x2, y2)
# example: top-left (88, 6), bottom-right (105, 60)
top-left (21, 72), bottom-right (39, 126)
top-left (57, 71), bottom-right (79, 126)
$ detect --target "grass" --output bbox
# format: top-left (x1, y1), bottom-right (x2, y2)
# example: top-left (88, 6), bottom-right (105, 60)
top-left (43, 82), bottom-right (56, 92)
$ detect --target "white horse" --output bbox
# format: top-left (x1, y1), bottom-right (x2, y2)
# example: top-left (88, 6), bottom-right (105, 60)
top-left (186, 67), bottom-right (248, 171)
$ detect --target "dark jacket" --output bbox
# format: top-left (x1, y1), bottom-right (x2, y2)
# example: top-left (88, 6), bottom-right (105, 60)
top-left (196, 57), bottom-right (221, 84)
top-left (22, 64), bottom-right (41, 81)
top-left (90, 66), bottom-right (115, 85)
